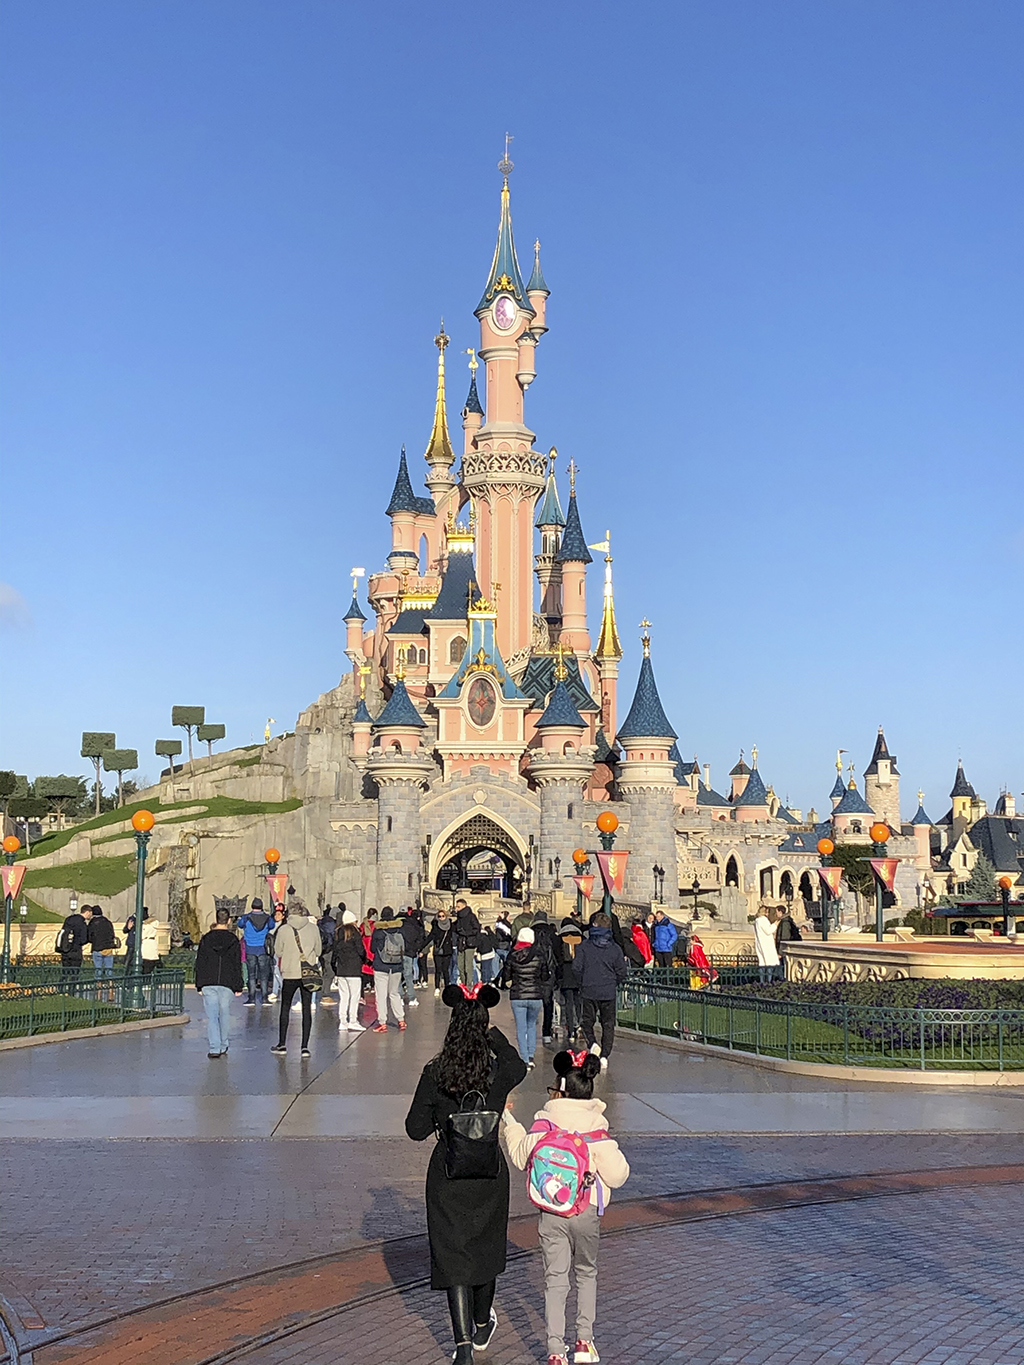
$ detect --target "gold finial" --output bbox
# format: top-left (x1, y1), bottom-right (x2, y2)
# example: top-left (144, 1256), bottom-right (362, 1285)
top-left (359, 664), bottom-right (370, 699)
top-left (918, 789), bottom-right (925, 805)
top-left (396, 657), bottom-right (406, 682)
top-left (751, 745), bottom-right (758, 769)
top-left (567, 458), bottom-right (578, 494)
top-left (548, 445), bottom-right (558, 475)
top-left (498, 132), bottom-right (514, 179)
top-left (594, 529), bottom-right (622, 661)
top-left (434, 319), bottom-right (450, 352)
top-left (639, 618), bottom-right (652, 657)
top-left (553, 642), bottom-right (568, 682)
top-left (350, 566), bottom-right (365, 595)
top-left (464, 347), bottom-right (478, 375)
top-left (836, 748), bottom-right (846, 773)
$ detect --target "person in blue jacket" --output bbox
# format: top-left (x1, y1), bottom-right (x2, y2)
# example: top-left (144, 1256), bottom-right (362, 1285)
top-left (236, 899), bottom-right (274, 1005)
top-left (650, 909), bottom-right (679, 968)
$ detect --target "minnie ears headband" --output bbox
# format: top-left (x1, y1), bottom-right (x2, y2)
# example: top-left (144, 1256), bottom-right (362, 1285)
top-left (552, 1048), bottom-right (601, 1078)
top-left (441, 983), bottom-right (501, 1009)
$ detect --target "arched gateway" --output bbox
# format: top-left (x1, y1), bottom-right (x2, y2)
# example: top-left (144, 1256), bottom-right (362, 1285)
top-left (429, 811), bottom-right (526, 898)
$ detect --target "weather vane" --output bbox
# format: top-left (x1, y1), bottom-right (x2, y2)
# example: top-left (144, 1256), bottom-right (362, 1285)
top-left (498, 132), bottom-right (514, 178)
top-left (350, 566), bottom-right (365, 595)
top-left (639, 618), bottom-right (652, 656)
top-left (553, 641), bottom-right (568, 682)
top-left (434, 318), bottom-right (449, 352)
top-left (465, 347), bottom-right (478, 375)
top-left (567, 457), bottom-right (578, 493)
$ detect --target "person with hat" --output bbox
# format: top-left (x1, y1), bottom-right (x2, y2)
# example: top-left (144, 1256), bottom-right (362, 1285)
top-left (405, 982), bottom-right (527, 1365)
top-left (499, 925), bottom-right (551, 1069)
top-left (331, 908), bottom-right (368, 1030)
top-left (237, 898), bottom-right (274, 1006)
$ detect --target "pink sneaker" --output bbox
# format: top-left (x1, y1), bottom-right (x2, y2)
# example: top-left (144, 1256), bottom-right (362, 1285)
top-left (574, 1342), bottom-right (600, 1363)
top-left (548, 1356), bottom-right (569, 1365)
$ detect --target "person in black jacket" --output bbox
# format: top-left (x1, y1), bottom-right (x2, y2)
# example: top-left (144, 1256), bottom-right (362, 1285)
top-left (530, 910), bottom-right (559, 1043)
top-left (331, 910), bottom-right (368, 1030)
top-left (402, 906), bottom-right (428, 1007)
top-left (428, 909), bottom-right (455, 995)
top-left (454, 900), bottom-right (481, 987)
top-left (194, 908), bottom-right (245, 1059)
top-left (83, 905), bottom-right (117, 991)
top-left (498, 926), bottom-right (551, 1068)
top-left (405, 983), bottom-right (527, 1365)
top-left (56, 906), bottom-right (89, 983)
top-left (575, 912), bottom-right (628, 1068)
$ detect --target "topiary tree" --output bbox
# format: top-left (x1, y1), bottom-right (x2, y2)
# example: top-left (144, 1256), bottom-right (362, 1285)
top-left (171, 707), bottom-right (205, 774)
top-left (0, 771), bottom-right (16, 817)
top-left (196, 723), bottom-right (225, 758)
top-left (81, 733), bottom-right (116, 816)
top-left (35, 775), bottom-right (87, 826)
top-left (102, 748), bottom-right (138, 808)
top-left (155, 739), bottom-right (182, 777)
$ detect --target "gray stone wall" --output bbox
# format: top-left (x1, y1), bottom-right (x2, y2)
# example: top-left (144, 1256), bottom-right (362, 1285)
top-left (619, 786), bottom-right (679, 907)
top-left (536, 779), bottom-right (586, 890)
top-left (375, 780), bottom-right (424, 910)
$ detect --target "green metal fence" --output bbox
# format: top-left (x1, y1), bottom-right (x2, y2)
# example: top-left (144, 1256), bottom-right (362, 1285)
top-left (0, 970), bottom-right (186, 1041)
top-left (646, 955), bottom-right (761, 990)
top-left (617, 978), bottom-right (1024, 1071)
top-left (13, 948), bottom-right (197, 985)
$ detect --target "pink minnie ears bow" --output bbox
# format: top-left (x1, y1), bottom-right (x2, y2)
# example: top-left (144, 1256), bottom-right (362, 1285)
top-left (459, 982), bottom-right (484, 1000)
top-left (567, 1048), bottom-right (589, 1069)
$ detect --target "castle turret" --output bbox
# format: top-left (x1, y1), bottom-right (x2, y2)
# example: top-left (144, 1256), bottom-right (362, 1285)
top-left (615, 624), bottom-right (679, 906)
top-left (461, 350), bottom-right (484, 455)
top-left (386, 446), bottom-right (435, 573)
top-left (351, 668), bottom-right (374, 761)
top-left (526, 239), bottom-right (549, 335)
top-left (830, 776), bottom-right (875, 836)
top-left (950, 760), bottom-right (977, 825)
top-left (733, 749), bottom-right (770, 823)
top-left (829, 752), bottom-right (847, 811)
top-left (365, 674), bottom-right (433, 907)
top-left (730, 753), bottom-right (751, 802)
top-left (592, 530), bottom-right (622, 741)
top-left (534, 455), bottom-right (565, 642)
top-left (556, 463), bottom-right (592, 653)
top-left (863, 727), bottom-right (901, 831)
top-left (344, 578), bottom-right (367, 671)
top-left (528, 658), bottom-right (590, 890)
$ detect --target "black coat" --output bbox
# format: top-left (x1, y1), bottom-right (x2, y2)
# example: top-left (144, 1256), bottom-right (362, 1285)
top-left (405, 1027), bottom-right (527, 1288)
top-left (332, 932), bottom-right (368, 977)
top-left (429, 918), bottom-right (454, 958)
top-left (402, 914), bottom-right (428, 956)
top-left (499, 944), bottom-right (550, 1000)
top-left (56, 914), bottom-right (88, 962)
top-left (194, 929), bottom-right (244, 993)
top-left (574, 929), bottom-right (628, 1001)
top-left (86, 914), bottom-right (116, 952)
top-left (454, 907), bottom-right (480, 951)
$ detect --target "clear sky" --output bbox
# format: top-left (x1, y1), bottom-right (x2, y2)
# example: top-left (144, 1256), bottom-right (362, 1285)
top-left (1, 0), bottom-right (1021, 818)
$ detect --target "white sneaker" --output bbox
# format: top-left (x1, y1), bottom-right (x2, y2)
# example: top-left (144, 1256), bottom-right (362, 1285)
top-left (600, 1057), bottom-right (608, 1070)
top-left (349, 1021), bottom-right (365, 1031)
top-left (338, 1022), bottom-right (351, 1030)
top-left (434, 988), bottom-right (441, 997)
top-left (407, 998), bottom-right (419, 1008)
top-left (267, 993), bottom-right (277, 1002)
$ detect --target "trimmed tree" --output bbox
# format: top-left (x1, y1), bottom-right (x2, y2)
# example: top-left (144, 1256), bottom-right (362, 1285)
top-left (81, 732), bottom-right (116, 816)
top-left (155, 739), bottom-right (183, 777)
top-left (171, 706), bottom-right (205, 774)
top-left (35, 775), bottom-right (87, 827)
top-left (102, 748), bottom-right (138, 808)
top-left (963, 854), bottom-right (998, 903)
top-left (0, 771), bottom-right (16, 816)
top-left (196, 723), bottom-right (226, 758)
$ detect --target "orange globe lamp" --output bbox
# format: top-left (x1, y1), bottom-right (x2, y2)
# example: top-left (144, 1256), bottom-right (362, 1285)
top-left (869, 822), bottom-right (890, 845)
top-left (816, 837), bottom-right (834, 858)
top-left (265, 848), bottom-right (281, 866)
top-left (572, 848), bottom-right (588, 865)
top-left (2, 835), bottom-right (21, 855)
top-left (596, 811), bottom-right (618, 835)
top-left (131, 809), bottom-right (155, 833)
top-left (999, 876), bottom-right (1013, 891)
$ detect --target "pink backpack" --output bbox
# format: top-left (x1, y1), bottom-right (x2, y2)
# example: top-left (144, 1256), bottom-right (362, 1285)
top-left (526, 1119), bottom-right (609, 1218)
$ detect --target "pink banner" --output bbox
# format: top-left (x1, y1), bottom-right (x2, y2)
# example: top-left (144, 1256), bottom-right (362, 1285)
top-left (869, 858), bottom-right (899, 893)
top-left (596, 850), bottom-right (629, 897)
top-left (572, 875), bottom-right (595, 901)
top-left (265, 873), bottom-right (288, 908)
top-left (1, 864), bottom-right (26, 901)
top-left (817, 866), bottom-right (843, 898)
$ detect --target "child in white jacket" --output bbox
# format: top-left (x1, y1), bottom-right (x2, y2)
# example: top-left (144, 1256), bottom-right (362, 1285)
top-left (502, 1049), bottom-right (630, 1365)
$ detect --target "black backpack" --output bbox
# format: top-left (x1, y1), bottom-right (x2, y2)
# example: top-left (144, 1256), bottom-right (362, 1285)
top-left (443, 1090), bottom-right (501, 1180)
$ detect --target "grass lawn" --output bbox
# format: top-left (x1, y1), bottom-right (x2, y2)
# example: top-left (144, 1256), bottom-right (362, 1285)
top-left (16, 896), bottom-right (63, 923)
top-left (0, 991), bottom-right (133, 1038)
top-left (19, 795), bottom-right (303, 861)
top-left (24, 854), bottom-right (137, 897)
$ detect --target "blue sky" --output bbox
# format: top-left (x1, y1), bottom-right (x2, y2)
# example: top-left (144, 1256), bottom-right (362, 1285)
top-left (1, 0), bottom-right (1021, 817)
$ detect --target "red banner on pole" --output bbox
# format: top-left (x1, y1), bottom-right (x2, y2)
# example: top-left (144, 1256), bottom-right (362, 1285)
top-left (265, 873), bottom-right (288, 908)
top-left (817, 866), bottom-right (843, 898)
top-left (1, 865), bottom-right (26, 901)
top-left (869, 858), bottom-right (899, 893)
top-left (572, 875), bottom-right (595, 901)
top-left (596, 850), bottom-right (629, 897)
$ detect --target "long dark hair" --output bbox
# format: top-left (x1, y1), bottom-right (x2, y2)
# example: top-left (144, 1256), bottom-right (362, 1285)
top-left (340, 923), bottom-right (360, 944)
top-left (435, 999), bottom-right (493, 1097)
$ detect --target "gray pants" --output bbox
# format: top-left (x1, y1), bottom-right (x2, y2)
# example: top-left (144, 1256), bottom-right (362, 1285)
top-left (373, 969), bottom-right (404, 1025)
top-left (537, 1203), bottom-right (600, 1355)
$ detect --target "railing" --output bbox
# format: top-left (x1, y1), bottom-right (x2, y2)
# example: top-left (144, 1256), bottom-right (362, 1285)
top-left (616, 978), bottom-right (1024, 1071)
top-left (645, 956), bottom-right (761, 990)
top-left (0, 970), bottom-right (186, 1041)
top-left (13, 949), bottom-right (197, 985)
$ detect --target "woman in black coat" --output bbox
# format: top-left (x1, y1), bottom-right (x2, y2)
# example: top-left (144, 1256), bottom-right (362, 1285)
top-left (405, 983), bottom-right (527, 1364)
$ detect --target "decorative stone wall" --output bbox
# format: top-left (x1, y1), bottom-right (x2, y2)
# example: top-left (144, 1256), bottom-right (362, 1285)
top-left (619, 786), bottom-right (679, 907)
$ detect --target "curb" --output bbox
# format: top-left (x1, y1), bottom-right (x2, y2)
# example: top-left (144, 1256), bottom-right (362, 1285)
top-left (622, 1026), bottom-right (1024, 1085)
top-left (0, 1014), bottom-right (190, 1052)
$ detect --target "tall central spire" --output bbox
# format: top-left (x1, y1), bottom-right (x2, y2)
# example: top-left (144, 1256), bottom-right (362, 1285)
top-left (477, 159), bottom-right (534, 316)
top-left (423, 321), bottom-right (454, 489)
top-left (593, 531), bottom-right (622, 661)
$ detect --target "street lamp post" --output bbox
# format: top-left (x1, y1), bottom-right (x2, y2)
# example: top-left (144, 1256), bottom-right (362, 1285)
top-left (2, 835), bottom-right (22, 983)
top-left (596, 810), bottom-right (619, 917)
top-left (553, 855), bottom-right (562, 889)
top-left (869, 822), bottom-right (891, 943)
top-left (817, 837), bottom-right (834, 942)
top-left (572, 848), bottom-right (590, 920)
top-left (690, 876), bottom-right (701, 922)
top-left (129, 811), bottom-right (155, 997)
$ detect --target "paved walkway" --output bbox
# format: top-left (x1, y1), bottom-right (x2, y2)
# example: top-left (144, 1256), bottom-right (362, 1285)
top-left (3, 987), bottom-right (1024, 1363)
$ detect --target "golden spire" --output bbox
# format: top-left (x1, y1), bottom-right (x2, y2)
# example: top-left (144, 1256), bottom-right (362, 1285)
top-left (553, 642), bottom-right (568, 682)
top-left (424, 322), bottom-right (454, 468)
top-left (639, 618), bottom-right (652, 658)
top-left (593, 529), bottom-right (623, 661)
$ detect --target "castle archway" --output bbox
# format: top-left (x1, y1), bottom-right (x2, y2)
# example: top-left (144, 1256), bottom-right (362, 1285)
top-left (428, 809), bottom-right (527, 899)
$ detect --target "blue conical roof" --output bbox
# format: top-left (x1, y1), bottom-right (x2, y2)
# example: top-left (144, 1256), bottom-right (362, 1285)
top-left (535, 679), bottom-right (586, 730)
top-left (735, 766), bottom-right (768, 807)
top-left (425, 544), bottom-right (476, 621)
top-left (386, 447), bottom-right (435, 517)
top-left (535, 471), bottom-right (566, 528)
top-left (830, 772), bottom-right (847, 800)
top-left (950, 761), bottom-right (976, 799)
top-left (477, 181), bottom-right (535, 316)
top-left (373, 679), bottom-right (426, 729)
top-left (343, 591), bottom-right (366, 623)
top-left (910, 802), bottom-right (933, 826)
top-left (353, 697), bottom-right (374, 725)
top-left (463, 371), bottom-right (484, 417)
top-left (864, 728), bottom-right (899, 777)
top-left (832, 781), bottom-right (874, 816)
top-left (617, 655), bottom-right (677, 742)
top-left (527, 239), bottom-right (549, 295)
top-left (555, 493), bottom-right (592, 564)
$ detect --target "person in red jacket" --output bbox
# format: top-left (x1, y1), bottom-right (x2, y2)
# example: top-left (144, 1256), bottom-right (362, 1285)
top-left (630, 918), bottom-right (653, 967)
